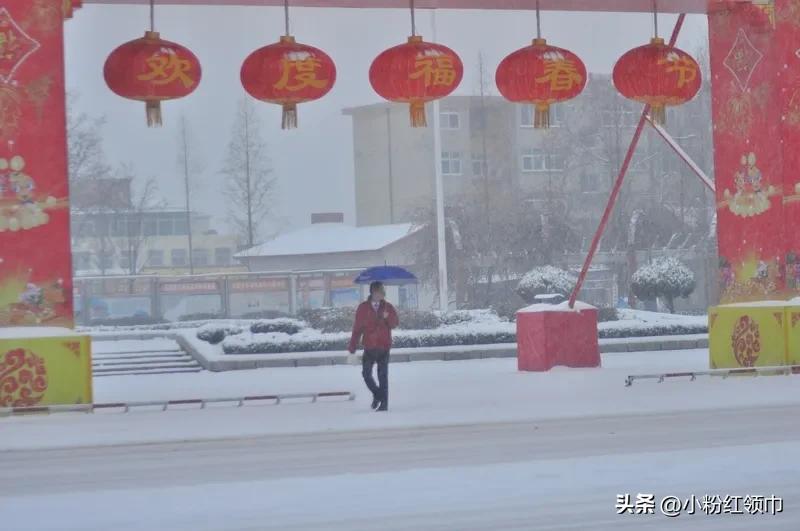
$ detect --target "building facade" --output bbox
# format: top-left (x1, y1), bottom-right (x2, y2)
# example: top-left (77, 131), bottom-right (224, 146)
top-left (71, 179), bottom-right (242, 277)
top-left (344, 73), bottom-right (713, 236)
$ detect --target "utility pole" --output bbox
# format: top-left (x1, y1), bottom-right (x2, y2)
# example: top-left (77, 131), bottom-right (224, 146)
top-left (180, 115), bottom-right (195, 274)
top-left (431, 10), bottom-right (448, 312)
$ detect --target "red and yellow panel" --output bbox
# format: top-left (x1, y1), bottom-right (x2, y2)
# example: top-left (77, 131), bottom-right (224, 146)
top-left (0, 334), bottom-right (92, 408)
top-left (785, 304), bottom-right (800, 366)
top-left (709, 304), bottom-right (788, 369)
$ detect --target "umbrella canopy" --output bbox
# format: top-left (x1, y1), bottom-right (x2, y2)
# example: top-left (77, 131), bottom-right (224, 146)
top-left (354, 266), bottom-right (417, 286)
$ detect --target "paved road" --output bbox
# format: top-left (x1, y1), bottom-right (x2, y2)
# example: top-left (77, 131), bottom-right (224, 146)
top-left (3, 405), bottom-right (799, 530)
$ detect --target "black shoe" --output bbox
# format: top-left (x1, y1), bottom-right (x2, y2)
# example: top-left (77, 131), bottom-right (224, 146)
top-left (371, 395), bottom-right (380, 410)
top-left (376, 402), bottom-right (388, 412)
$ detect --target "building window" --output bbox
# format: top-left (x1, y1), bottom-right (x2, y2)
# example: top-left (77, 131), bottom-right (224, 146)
top-left (158, 217), bottom-right (174, 236)
top-left (441, 151), bottom-right (462, 175)
top-left (119, 251), bottom-right (131, 270)
top-left (148, 250), bottom-right (164, 267)
top-left (472, 155), bottom-right (487, 177)
top-left (440, 111), bottom-right (460, 130)
top-left (74, 252), bottom-right (91, 271)
top-left (215, 247), bottom-right (232, 266)
top-left (171, 249), bottom-right (188, 267)
top-left (192, 248), bottom-right (210, 267)
top-left (174, 216), bottom-right (189, 236)
top-left (521, 104), bottom-right (563, 128)
top-left (581, 173), bottom-right (599, 192)
top-left (521, 149), bottom-right (565, 172)
top-left (97, 253), bottom-right (114, 271)
top-left (143, 218), bottom-right (158, 236)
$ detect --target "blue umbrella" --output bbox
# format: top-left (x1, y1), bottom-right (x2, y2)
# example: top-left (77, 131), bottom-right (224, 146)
top-left (354, 266), bottom-right (417, 286)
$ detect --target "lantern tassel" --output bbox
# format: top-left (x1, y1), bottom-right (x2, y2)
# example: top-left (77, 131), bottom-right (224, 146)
top-left (410, 101), bottom-right (427, 127)
top-left (650, 104), bottom-right (666, 126)
top-left (145, 100), bottom-right (162, 127)
top-left (282, 103), bottom-right (298, 129)
top-left (534, 104), bottom-right (550, 129)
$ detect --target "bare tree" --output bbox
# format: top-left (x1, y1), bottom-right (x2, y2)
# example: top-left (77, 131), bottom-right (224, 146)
top-left (177, 115), bottom-right (204, 274)
top-left (67, 93), bottom-right (111, 183)
top-left (115, 168), bottom-right (161, 276)
top-left (221, 98), bottom-right (276, 248)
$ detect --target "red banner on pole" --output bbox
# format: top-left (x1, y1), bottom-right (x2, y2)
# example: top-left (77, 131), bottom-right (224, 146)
top-left (708, 0), bottom-right (799, 302)
top-left (0, 1), bottom-right (73, 327)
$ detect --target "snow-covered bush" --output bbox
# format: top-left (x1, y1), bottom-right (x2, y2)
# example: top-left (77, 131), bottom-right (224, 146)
top-left (221, 324), bottom-right (517, 355)
top-left (296, 308), bottom-right (355, 333)
top-left (515, 266), bottom-right (577, 304)
top-left (249, 318), bottom-right (305, 335)
top-left (397, 310), bottom-right (441, 330)
top-left (631, 257), bottom-right (696, 314)
top-left (598, 323), bottom-right (706, 338)
top-left (597, 307), bottom-right (619, 322)
top-left (220, 317), bottom-right (707, 355)
top-left (196, 323), bottom-right (243, 345)
top-left (223, 331), bottom-right (350, 354)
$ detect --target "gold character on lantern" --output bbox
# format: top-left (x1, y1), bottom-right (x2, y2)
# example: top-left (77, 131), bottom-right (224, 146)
top-left (658, 53), bottom-right (698, 89)
top-left (410, 55), bottom-right (457, 87)
top-left (138, 51), bottom-right (195, 88)
top-left (274, 56), bottom-right (327, 92)
top-left (536, 58), bottom-right (583, 92)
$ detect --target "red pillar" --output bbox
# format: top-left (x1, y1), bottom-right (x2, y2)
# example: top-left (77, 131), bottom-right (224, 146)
top-left (708, 0), bottom-right (800, 303)
top-left (0, 1), bottom-right (74, 328)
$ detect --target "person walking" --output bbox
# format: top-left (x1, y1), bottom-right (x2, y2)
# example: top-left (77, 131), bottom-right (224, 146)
top-left (348, 281), bottom-right (399, 411)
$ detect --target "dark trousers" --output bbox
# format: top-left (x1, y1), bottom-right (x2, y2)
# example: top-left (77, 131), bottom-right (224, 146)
top-left (362, 349), bottom-right (389, 406)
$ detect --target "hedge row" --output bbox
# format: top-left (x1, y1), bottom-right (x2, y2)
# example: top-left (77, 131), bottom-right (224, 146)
top-left (221, 322), bottom-right (707, 355)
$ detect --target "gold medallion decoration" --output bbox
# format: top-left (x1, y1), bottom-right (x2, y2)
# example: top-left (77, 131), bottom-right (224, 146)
top-left (0, 155), bottom-right (60, 232)
top-left (719, 152), bottom-right (778, 217)
top-left (0, 348), bottom-right (48, 407)
top-left (731, 315), bottom-right (761, 367)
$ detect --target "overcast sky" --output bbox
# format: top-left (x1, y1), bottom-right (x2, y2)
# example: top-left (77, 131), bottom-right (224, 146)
top-left (64, 5), bottom-right (708, 236)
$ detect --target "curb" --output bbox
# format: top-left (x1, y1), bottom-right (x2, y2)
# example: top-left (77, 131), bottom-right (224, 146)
top-left (181, 334), bottom-right (709, 372)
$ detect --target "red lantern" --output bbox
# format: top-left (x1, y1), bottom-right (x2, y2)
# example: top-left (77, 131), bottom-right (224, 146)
top-left (369, 36), bottom-right (463, 127)
top-left (104, 31), bottom-right (202, 127)
top-left (496, 38), bottom-right (587, 129)
top-left (613, 37), bottom-right (702, 125)
top-left (241, 35), bottom-right (336, 130)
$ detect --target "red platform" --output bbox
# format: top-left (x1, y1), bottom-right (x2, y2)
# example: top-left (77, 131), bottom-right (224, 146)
top-left (516, 303), bottom-right (601, 372)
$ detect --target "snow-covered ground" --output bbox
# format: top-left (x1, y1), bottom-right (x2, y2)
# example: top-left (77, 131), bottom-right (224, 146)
top-left (3, 349), bottom-right (799, 530)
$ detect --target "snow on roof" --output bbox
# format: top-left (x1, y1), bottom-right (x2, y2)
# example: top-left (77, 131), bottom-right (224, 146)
top-left (236, 223), bottom-right (417, 258)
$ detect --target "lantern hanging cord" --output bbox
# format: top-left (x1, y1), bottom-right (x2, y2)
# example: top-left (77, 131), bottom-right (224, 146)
top-left (653, 0), bottom-right (659, 38)
top-left (149, 0), bottom-right (155, 32)
top-left (284, 0), bottom-right (290, 36)
top-left (410, 0), bottom-right (417, 36)
top-left (536, 0), bottom-right (541, 39)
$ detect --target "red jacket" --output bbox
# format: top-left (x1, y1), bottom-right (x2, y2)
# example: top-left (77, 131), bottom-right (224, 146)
top-left (348, 299), bottom-right (399, 353)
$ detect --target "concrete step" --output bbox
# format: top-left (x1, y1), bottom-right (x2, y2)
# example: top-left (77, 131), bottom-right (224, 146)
top-left (94, 357), bottom-right (198, 368)
top-left (93, 361), bottom-right (202, 373)
top-left (94, 367), bottom-right (204, 377)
